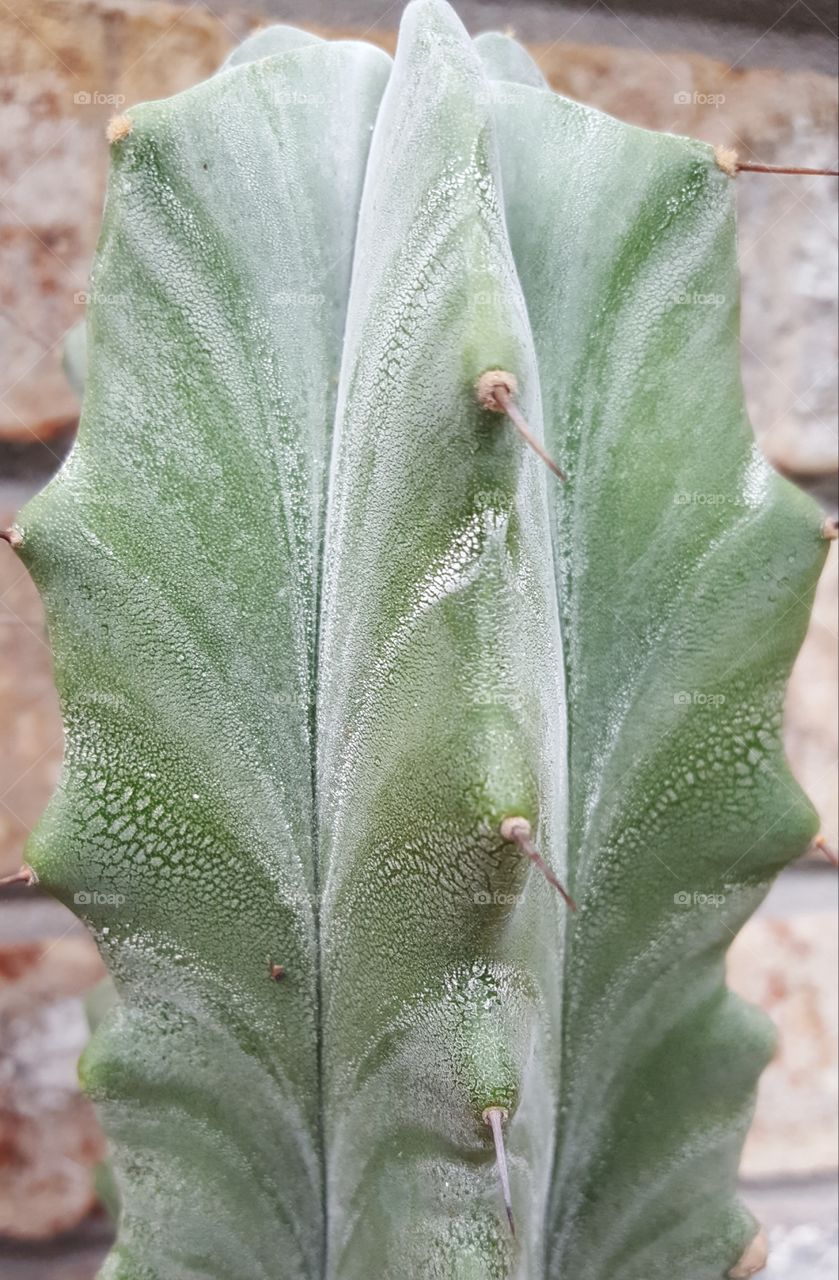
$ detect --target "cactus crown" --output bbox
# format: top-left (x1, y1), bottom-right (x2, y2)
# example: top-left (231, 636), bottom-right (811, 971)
top-left (14, 2), bottom-right (826, 1277)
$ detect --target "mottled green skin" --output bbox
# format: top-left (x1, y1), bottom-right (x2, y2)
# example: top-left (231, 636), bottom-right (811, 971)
top-left (22, 35), bottom-right (391, 1280)
top-left (16, 2), bottom-right (826, 1278)
top-left (487, 75), bottom-right (825, 1278)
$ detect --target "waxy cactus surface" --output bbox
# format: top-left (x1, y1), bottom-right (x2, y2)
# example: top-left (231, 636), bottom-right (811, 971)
top-left (13, 3), bottom-right (827, 1277)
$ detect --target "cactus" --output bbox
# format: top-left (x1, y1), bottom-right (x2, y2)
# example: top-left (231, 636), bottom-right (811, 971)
top-left (7, 1), bottom-right (829, 1277)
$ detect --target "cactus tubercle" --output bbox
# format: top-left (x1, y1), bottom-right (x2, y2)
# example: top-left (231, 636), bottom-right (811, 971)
top-left (728, 1228), bottom-right (768, 1277)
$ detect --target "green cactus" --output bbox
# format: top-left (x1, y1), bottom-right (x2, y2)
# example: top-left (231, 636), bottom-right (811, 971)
top-left (8, 2), bottom-right (828, 1277)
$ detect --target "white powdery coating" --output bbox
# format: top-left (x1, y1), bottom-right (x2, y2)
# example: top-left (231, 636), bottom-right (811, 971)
top-left (25, 39), bottom-right (391, 1280)
top-left (21, 3), bottom-right (824, 1277)
top-left (487, 68), bottom-right (820, 1280)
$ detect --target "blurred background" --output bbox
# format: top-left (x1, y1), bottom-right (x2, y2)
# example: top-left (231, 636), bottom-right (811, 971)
top-left (0, 1), bottom-right (836, 1277)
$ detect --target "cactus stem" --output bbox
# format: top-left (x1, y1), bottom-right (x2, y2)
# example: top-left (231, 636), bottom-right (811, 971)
top-left (822, 517), bottom-right (838, 541)
top-left (0, 527), bottom-right (22, 549)
top-left (0, 863), bottom-right (38, 889)
top-left (270, 963), bottom-right (286, 981)
top-left (813, 835), bottom-right (838, 867)
top-left (482, 1106), bottom-right (515, 1237)
top-left (500, 816), bottom-right (577, 911)
top-left (474, 370), bottom-right (566, 481)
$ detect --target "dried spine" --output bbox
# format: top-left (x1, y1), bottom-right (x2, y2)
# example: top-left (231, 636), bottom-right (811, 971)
top-left (500, 816), bottom-right (577, 911)
top-left (475, 371), bottom-right (566, 481)
top-left (483, 1106), bottom-right (515, 1236)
